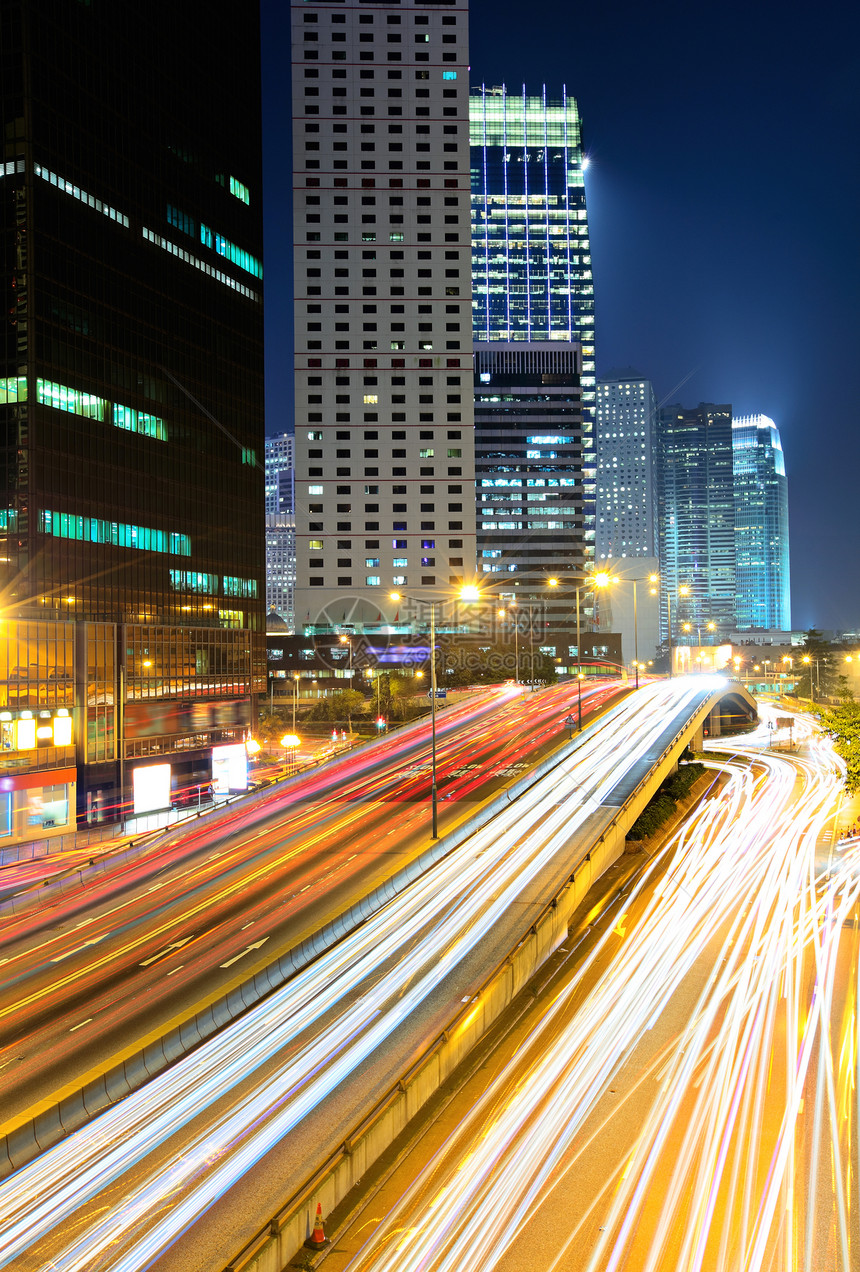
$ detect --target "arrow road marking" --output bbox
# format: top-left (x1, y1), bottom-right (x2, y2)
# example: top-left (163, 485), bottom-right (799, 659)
top-left (139, 936), bottom-right (196, 968)
top-left (51, 937), bottom-right (106, 963)
top-left (220, 938), bottom-right (269, 970)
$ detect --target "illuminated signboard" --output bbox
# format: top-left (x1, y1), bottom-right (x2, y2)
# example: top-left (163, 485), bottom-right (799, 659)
top-left (133, 763), bottom-right (172, 815)
top-left (211, 743), bottom-right (248, 794)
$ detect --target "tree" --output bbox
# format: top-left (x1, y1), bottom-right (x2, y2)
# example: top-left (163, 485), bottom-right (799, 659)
top-left (305, 688), bottom-right (367, 728)
top-left (818, 701), bottom-right (860, 793)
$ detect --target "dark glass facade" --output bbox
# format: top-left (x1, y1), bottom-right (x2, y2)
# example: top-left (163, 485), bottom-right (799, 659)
top-left (656, 404), bottom-right (737, 640)
top-left (0, 0), bottom-right (264, 830)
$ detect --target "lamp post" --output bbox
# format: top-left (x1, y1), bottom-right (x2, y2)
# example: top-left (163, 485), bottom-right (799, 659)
top-left (498, 606), bottom-right (520, 685)
top-left (802, 654), bottom-right (819, 702)
top-left (392, 589), bottom-right (475, 838)
top-left (280, 733), bottom-right (300, 778)
top-left (666, 584), bottom-right (690, 678)
top-left (292, 673), bottom-right (299, 732)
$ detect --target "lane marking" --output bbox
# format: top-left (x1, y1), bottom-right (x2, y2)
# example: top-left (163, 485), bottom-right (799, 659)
top-left (69, 1018), bottom-right (93, 1033)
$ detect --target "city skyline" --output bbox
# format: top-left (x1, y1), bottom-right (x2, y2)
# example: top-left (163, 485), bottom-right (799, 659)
top-left (261, 0), bottom-right (860, 630)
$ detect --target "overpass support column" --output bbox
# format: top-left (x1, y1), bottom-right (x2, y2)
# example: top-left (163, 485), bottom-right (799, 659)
top-left (708, 706), bottom-right (722, 738)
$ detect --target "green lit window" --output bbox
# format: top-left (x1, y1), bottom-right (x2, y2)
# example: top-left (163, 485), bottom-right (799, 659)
top-left (229, 177), bottom-right (250, 204)
top-left (39, 510), bottom-right (191, 556)
top-left (0, 377), bottom-right (26, 404)
top-left (222, 575), bottom-right (259, 598)
top-left (113, 404), bottom-right (167, 441)
top-left (200, 223), bottom-right (262, 278)
top-left (167, 204), bottom-right (195, 236)
top-left (419, 448), bottom-right (435, 458)
top-left (37, 379), bottom-right (166, 440)
top-left (0, 509), bottom-right (18, 532)
top-left (241, 446), bottom-right (257, 465)
top-left (169, 569), bottom-right (218, 593)
top-left (37, 379), bottom-right (104, 419)
top-left (442, 71), bottom-right (457, 79)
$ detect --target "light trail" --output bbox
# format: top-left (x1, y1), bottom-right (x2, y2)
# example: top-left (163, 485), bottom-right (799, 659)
top-left (332, 706), bottom-right (860, 1272)
top-left (0, 680), bottom-right (620, 1123)
top-left (0, 678), bottom-right (713, 1271)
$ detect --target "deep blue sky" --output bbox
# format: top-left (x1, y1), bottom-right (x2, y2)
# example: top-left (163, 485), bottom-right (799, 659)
top-left (261, 0), bottom-right (860, 631)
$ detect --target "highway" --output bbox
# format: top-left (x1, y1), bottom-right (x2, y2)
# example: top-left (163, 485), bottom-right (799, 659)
top-left (0, 677), bottom-right (722, 1272)
top-left (321, 706), bottom-right (858, 1272)
top-left (0, 679), bottom-right (621, 1143)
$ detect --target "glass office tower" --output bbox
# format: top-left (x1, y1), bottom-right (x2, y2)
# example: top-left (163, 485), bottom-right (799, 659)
top-left (656, 403), bottom-right (737, 640)
top-left (470, 85), bottom-right (594, 653)
top-left (732, 414), bottom-right (790, 630)
top-left (0, 0), bottom-right (265, 833)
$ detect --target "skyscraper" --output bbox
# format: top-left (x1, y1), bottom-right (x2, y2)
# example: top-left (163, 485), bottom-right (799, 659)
top-left (596, 370), bottom-right (658, 562)
top-left (0, 0), bottom-right (264, 835)
top-left (291, 0), bottom-right (476, 635)
top-left (265, 433), bottom-right (296, 628)
top-left (265, 433), bottom-right (296, 516)
top-left (470, 85), bottom-right (593, 647)
top-left (656, 404), bottom-right (736, 639)
top-left (732, 414), bottom-right (790, 629)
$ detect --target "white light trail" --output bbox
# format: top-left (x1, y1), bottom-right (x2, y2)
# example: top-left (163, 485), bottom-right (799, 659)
top-left (336, 709), bottom-right (860, 1272)
top-left (0, 680), bottom-right (720, 1271)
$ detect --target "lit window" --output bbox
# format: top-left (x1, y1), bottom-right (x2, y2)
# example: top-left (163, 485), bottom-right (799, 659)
top-left (442, 71), bottom-right (457, 79)
top-left (363, 394), bottom-right (378, 404)
top-left (200, 223), bottom-right (262, 278)
top-left (39, 510), bottom-right (190, 557)
top-left (419, 448), bottom-right (434, 458)
top-left (392, 574), bottom-right (407, 586)
top-left (392, 557), bottom-right (408, 567)
top-left (308, 485), bottom-right (324, 494)
top-left (309, 539), bottom-right (324, 550)
top-left (308, 431), bottom-right (323, 440)
top-left (366, 575), bottom-right (381, 586)
top-left (229, 176), bottom-right (250, 204)
top-left (34, 163), bottom-right (129, 227)
top-left (365, 557), bottom-right (380, 567)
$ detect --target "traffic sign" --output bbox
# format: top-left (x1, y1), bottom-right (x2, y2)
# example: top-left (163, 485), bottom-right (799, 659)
top-left (427, 688), bottom-right (447, 698)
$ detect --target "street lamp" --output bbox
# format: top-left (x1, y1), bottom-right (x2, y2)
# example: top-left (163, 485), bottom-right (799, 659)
top-left (292, 672), bottom-right (300, 732)
top-left (497, 605), bottom-right (520, 685)
top-left (339, 633), bottom-right (353, 682)
top-left (802, 653), bottom-right (819, 702)
top-left (666, 584), bottom-right (690, 678)
top-left (547, 571), bottom-right (614, 679)
top-left (280, 732), bottom-right (300, 778)
top-left (391, 586), bottom-right (476, 838)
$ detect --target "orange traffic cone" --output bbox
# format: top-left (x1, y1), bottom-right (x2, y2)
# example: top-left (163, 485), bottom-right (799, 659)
top-left (305, 1201), bottom-right (328, 1250)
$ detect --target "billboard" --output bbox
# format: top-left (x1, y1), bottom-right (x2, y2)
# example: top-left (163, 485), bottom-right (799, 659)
top-left (211, 743), bottom-right (248, 793)
top-left (133, 763), bottom-right (171, 815)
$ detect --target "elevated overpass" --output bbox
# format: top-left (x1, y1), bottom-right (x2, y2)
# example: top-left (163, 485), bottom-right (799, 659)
top-left (0, 678), bottom-right (758, 1272)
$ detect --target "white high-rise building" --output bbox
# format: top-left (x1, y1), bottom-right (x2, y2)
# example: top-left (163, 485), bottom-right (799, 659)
top-left (291, 0), bottom-right (476, 635)
top-left (596, 370), bottom-right (658, 562)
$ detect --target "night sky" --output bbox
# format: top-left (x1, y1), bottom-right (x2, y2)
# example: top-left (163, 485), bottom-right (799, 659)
top-left (261, 0), bottom-right (860, 632)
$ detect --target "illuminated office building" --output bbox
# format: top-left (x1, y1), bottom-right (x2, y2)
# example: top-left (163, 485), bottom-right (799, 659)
top-left (265, 433), bottom-right (296, 516)
top-left (469, 85), bottom-right (593, 656)
top-left (291, 0), bottom-right (476, 636)
top-left (732, 414), bottom-right (790, 630)
top-left (0, 1), bottom-right (265, 837)
top-left (656, 403), bottom-right (736, 640)
top-left (596, 370), bottom-right (657, 562)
